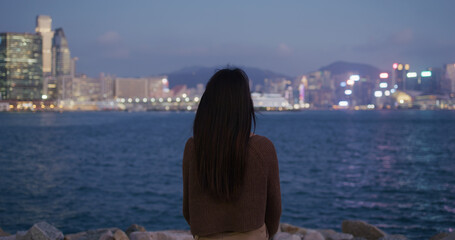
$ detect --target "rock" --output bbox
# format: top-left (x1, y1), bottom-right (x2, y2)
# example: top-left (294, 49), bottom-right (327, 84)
top-left (341, 220), bottom-right (386, 240)
top-left (273, 232), bottom-right (301, 240)
top-left (378, 235), bottom-right (408, 240)
top-left (0, 228), bottom-right (10, 237)
top-left (64, 228), bottom-right (119, 240)
top-left (128, 232), bottom-right (152, 240)
top-left (99, 231), bottom-right (114, 240)
top-left (318, 229), bottom-right (353, 240)
top-left (149, 231), bottom-right (193, 240)
top-left (441, 232), bottom-right (455, 240)
top-left (124, 225), bottom-right (145, 237)
top-left (303, 230), bottom-right (324, 240)
top-left (0, 235), bottom-right (16, 240)
top-left (280, 223), bottom-right (308, 235)
top-left (16, 231), bottom-right (28, 240)
top-left (23, 222), bottom-right (64, 240)
top-left (430, 233), bottom-right (449, 240)
top-left (113, 230), bottom-right (128, 240)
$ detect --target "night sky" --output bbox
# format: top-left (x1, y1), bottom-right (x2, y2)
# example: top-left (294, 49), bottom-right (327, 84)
top-left (1, 0), bottom-right (454, 77)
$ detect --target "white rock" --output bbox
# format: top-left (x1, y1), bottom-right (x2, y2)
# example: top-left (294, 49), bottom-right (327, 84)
top-left (318, 229), bottom-right (353, 240)
top-left (23, 222), bottom-right (63, 240)
top-left (113, 230), bottom-right (128, 240)
top-left (128, 232), bottom-right (152, 240)
top-left (303, 230), bottom-right (324, 240)
top-left (273, 232), bottom-right (301, 240)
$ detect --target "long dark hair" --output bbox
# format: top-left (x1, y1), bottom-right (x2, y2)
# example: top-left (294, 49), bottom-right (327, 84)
top-left (193, 68), bottom-right (256, 201)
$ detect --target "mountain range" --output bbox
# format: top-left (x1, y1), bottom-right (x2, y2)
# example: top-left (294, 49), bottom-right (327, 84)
top-left (164, 61), bottom-right (385, 88)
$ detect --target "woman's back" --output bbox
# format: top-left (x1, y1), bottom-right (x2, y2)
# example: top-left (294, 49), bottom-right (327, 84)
top-left (183, 134), bottom-right (281, 236)
top-left (182, 68), bottom-right (281, 239)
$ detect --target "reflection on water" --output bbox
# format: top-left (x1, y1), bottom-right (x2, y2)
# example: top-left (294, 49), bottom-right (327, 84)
top-left (0, 111), bottom-right (454, 239)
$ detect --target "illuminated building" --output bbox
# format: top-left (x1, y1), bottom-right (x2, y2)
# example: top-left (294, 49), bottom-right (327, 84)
top-left (114, 76), bottom-right (169, 99)
top-left (52, 28), bottom-right (71, 77)
top-left (392, 63), bottom-right (409, 90)
top-left (51, 28), bottom-right (73, 100)
top-left (445, 63), bottom-right (455, 95)
top-left (251, 92), bottom-right (290, 109)
top-left (35, 15), bottom-right (54, 74)
top-left (0, 33), bottom-right (43, 100)
top-left (305, 70), bottom-right (333, 107)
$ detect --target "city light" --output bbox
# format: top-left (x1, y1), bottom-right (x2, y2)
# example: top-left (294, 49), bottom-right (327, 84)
top-left (128, 98), bottom-right (133, 103)
top-left (338, 101), bottom-right (349, 107)
top-left (151, 98), bottom-right (155, 102)
top-left (142, 98), bottom-right (147, 102)
top-left (186, 106), bottom-right (192, 111)
top-left (393, 63), bottom-right (398, 69)
top-left (176, 97), bottom-right (181, 102)
top-left (384, 90), bottom-right (391, 96)
top-left (167, 97), bottom-right (172, 102)
top-left (347, 79), bottom-right (355, 86)
top-left (344, 89), bottom-right (352, 95)
top-left (398, 64), bottom-right (403, 70)
top-left (367, 104), bottom-right (375, 109)
top-left (194, 97), bottom-right (200, 102)
top-left (135, 98), bottom-right (140, 103)
top-left (405, 64), bottom-right (410, 70)
top-left (421, 71), bottom-right (432, 77)
top-left (185, 97), bottom-right (190, 102)
top-left (182, 93), bottom-right (187, 98)
top-left (350, 75), bottom-right (360, 81)
top-left (379, 82), bottom-right (388, 88)
top-left (394, 84), bottom-right (398, 89)
top-left (391, 89), bottom-right (396, 94)
top-left (340, 82), bottom-right (347, 87)
top-left (379, 73), bottom-right (389, 79)
top-left (162, 78), bottom-right (168, 84)
top-left (374, 91), bottom-right (383, 97)
top-left (42, 94), bottom-right (48, 100)
top-left (159, 98), bottom-right (163, 102)
top-left (407, 72), bottom-right (417, 78)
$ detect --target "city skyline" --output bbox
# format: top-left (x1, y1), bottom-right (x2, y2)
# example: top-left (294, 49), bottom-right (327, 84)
top-left (1, 0), bottom-right (455, 77)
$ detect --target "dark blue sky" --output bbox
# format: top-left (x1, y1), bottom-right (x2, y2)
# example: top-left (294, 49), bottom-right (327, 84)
top-left (1, 0), bottom-right (455, 77)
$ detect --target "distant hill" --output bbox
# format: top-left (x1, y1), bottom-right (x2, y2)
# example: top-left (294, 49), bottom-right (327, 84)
top-left (165, 66), bottom-right (293, 88)
top-left (319, 61), bottom-right (383, 78)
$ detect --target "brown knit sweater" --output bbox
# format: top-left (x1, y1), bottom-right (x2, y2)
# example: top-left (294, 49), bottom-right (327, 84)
top-left (182, 135), bottom-right (281, 237)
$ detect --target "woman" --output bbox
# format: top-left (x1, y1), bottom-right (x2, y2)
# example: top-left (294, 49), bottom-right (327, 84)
top-left (182, 68), bottom-right (281, 240)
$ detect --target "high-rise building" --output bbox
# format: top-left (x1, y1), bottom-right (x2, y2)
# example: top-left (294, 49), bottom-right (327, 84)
top-left (35, 15), bottom-right (54, 74)
top-left (392, 63), bottom-right (410, 91)
top-left (445, 63), bottom-right (455, 95)
top-left (52, 28), bottom-right (72, 100)
top-left (114, 77), bottom-right (169, 99)
top-left (52, 28), bottom-right (71, 77)
top-left (0, 33), bottom-right (43, 100)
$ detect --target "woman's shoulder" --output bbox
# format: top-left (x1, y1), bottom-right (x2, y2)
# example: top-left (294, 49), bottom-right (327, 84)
top-left (250, 134), bottom-right (275, 148)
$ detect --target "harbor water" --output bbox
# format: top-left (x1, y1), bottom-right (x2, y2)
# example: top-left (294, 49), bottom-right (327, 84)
top-left (0, 111), bottom-right (454, 239)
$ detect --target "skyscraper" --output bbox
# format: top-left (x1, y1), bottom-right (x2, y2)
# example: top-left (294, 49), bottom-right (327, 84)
top-left (52, 28), bottom-right (72, 99)
top-left (445, 63), bottom-right (455, 96)
top-left (52, 28), bottom-right (71, 76)
top-left (35, 15), bottom-right (54, 74)
top-left (0, 33), bottom-right (43, 100)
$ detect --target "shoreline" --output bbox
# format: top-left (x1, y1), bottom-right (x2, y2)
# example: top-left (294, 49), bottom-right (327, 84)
top-left (1, 221), bottom-right (453, 240)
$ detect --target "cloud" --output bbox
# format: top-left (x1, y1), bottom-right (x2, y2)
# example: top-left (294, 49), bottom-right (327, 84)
top-left (97, 31), bottom-right (122, 45)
